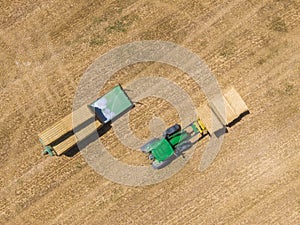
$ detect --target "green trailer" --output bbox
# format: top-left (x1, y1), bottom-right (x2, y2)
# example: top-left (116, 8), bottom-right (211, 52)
top-left (38, 84), bottom-right (134, 156)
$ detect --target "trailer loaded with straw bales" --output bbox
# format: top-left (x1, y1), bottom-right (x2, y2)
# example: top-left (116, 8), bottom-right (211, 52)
top-left (38, 85), bottom-right (134, 156)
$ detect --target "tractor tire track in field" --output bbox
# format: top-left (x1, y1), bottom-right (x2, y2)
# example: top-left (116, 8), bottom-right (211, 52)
top-left (1, 0), bottom-right (299, 224)
top-left (53, 14), bottom-right (300, 223)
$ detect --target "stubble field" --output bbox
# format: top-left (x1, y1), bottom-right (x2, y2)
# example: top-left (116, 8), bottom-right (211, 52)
top-left (0, 0), bottom-right (299, 224)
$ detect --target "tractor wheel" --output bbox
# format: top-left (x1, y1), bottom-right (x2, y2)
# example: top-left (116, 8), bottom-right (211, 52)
top-left (152, 160), bottom-right (169, 169)
top-left (175, 141), bottom-right (192, 154)
top-left (163, 124), bottom-right (181, 138)
top-left (141, 138), bottom-right (159, 153)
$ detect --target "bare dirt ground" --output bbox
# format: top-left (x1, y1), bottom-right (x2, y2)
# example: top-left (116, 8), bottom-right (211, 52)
top-left (0, 0), bottom-right (299, 224)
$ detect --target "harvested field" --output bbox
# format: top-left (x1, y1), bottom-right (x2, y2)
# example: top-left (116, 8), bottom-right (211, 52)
top-left (0, 0), bottom-right (299, 224)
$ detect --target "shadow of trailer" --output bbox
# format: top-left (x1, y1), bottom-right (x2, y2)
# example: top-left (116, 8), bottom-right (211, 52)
top-left (38, 85), bottom-right (134, 156)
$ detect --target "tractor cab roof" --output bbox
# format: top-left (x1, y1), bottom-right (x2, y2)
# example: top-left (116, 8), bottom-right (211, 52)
top-left (151, 138), bottom-right (174, 162)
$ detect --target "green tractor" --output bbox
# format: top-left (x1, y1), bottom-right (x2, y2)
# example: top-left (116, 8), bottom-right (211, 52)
top-left (141, 120), bottom-right (208, 169)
